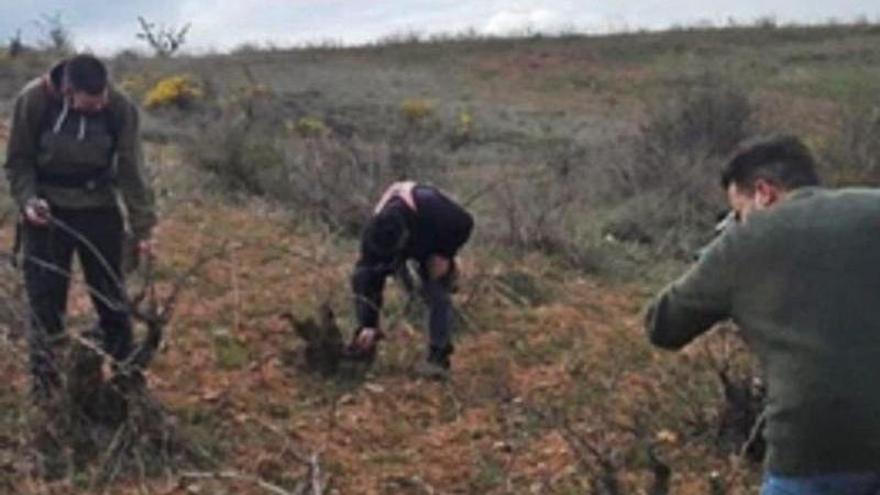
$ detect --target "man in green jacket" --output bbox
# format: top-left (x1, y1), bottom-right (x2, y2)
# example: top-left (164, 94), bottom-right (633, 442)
top-left (4, 54), bottom-right (157, 397)
top-left (645, 135), bottom-right (880, 495)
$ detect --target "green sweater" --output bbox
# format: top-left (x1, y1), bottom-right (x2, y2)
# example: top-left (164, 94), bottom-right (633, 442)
top-left (3, 61), bottom-right (156, 240)
top-left (646, 187), bottom-right (880, 475)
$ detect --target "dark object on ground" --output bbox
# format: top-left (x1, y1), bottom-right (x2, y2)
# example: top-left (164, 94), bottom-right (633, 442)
top-left (31, 338), bottom-right (207, 484)
top-left (282, 304), bottom-right (381, 377)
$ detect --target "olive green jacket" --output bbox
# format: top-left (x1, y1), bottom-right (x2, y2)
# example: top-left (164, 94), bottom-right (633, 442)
top-left (4, 60), bottom-right (156, 240)
top-left (646, 187), bottom-right (880, 475)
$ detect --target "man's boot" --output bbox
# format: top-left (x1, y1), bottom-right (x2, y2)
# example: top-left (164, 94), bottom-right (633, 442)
top-left (414, 344), bottom-right (453, 380)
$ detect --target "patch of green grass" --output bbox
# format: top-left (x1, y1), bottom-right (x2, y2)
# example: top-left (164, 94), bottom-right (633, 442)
top-left (366, 448), bottom-right (412, 466)
top-left (171, 403), bottom-right (232, 459)
top-left (212, 332), bottom-right (251, 370)
top-left (511, 332), bottom-right (574, 367)
top-left (470, 453), bottom-right (507, 492)
top-left (495, 269), bottom-right (551, 307)
top-left (772, 64), bottom-right (880, 101)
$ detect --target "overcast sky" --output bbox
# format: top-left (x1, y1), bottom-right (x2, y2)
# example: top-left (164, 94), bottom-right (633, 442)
top-left (1, 1), bottom-right (877, 54)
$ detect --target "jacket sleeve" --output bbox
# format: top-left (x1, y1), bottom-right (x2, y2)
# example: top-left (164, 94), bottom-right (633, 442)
top-left (424, 189), bottom-right (474, 258)
top-left (114, 95), bottom-right (157, 240)
top-left (644, 230), bottom-right (737, 350)
top-left (4, 86), bottom-right (42, 207)
top-left (440, 207), bottom-right (474, 258)
top-left (352, 255), bottom-right (393, 329)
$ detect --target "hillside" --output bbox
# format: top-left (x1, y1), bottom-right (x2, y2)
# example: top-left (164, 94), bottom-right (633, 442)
top-left (0, 23), bottom-right (879, 494)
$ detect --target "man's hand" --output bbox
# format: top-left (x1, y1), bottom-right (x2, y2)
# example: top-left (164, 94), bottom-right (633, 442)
top-left (427, 255), bottom-right (451, 280)
top-left (137, 238), bottom-right (156, 259)
top-left (24, 198), bottom-right (50, 226)
top-left (354, 327), bottom-right (380, 351)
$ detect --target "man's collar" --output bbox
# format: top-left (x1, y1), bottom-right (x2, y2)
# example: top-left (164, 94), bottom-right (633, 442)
top-left (784, 186), bottom-right (823, 202)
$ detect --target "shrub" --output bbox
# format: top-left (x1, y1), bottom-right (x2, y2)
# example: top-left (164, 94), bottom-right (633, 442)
top-left (400, 98), bottom-right (434, 125)
top-left (118, 73), bottom-right (153, 100)
top-left (143, 75), bottom-right (203, 110)
top-left (640, 74), bottom-right (753, 165)
top-left (188, 122), bottom-right (283, 196)
top-left (449, 109), bottom-right (475, 149)
top-left (596, 75), bottom-right (756, 258)
top-left (36, 12), bottom-right (73, 54)
top-left (136, 16), bottom-right (190, 58)
top-left (288, 116), bottom-right (329, 138)
top-left (820, 92), bottom-right (880, 186)
top-left (187, 100), bottom-right (447, 235)
top-left (7, 30), bottom-right (25, 58)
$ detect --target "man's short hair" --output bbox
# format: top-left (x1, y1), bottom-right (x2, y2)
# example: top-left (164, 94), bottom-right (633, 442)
top-left (64, 54), bottom-right (108, 95)
top-left (721, 135), bottom-right (821, 191)
top-left (365, 206), bottom-right (408, 257)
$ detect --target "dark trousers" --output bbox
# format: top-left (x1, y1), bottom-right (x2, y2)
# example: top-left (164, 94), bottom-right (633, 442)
top-left (416, 260), bottom-right (455, 357)
top-left (23, 207), bottom-right (132, 390)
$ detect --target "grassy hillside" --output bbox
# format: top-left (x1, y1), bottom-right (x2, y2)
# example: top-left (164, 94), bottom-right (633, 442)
top-left (0, 22), bottom-right (878, 494)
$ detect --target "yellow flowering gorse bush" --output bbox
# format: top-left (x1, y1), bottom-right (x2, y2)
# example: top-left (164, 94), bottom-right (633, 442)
top-left (143, 74), bottom-right (202, 109)
top-left (287, 116), bottom-right (328, 138)
top-left (400, 98), bottom-right (434, 125)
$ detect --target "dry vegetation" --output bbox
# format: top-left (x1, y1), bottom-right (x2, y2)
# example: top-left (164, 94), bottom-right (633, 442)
top-left (0, 21), bottom-right (879, 494)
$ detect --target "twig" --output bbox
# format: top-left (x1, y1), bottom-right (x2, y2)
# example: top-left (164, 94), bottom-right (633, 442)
top-left (738, 411), bottom-right (767, 460)
top-left (180, 470), bottom-right (297, 495)
top-left (47, 215), bottom-right (126, 294)
top-left (231, 248), bottom-right (242, 333)
top-left (309, 452), bottom-right (326, 495)
top-left (442, 382), bottom-right (464, 421)
top-left (249, 416), bottom-right (312, 465)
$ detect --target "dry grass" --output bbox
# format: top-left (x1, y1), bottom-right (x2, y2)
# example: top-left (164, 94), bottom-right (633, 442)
top-left (0, 199), bottom-right (764, 494)
top-left (1, 22), bottom-right (879, 493)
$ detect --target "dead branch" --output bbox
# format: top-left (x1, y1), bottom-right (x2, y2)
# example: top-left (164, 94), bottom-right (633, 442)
top-left (136, 16), bottom-right (190, 57)
top-left (180, 470), bottom-right (299, 495)
top-left (646, 445), bottom-right (671, 495)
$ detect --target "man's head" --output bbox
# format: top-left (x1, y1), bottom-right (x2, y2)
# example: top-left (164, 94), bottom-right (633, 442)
top-left (364, 206), bottom-right (409, 258)
top-left (62, 54), bottom-right (109, 113)
top-left (720, 135), bottom-right (821, 222)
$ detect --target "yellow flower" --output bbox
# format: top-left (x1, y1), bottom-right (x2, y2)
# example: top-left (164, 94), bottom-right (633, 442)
top-left (400, 98), bottom-right (434, 124)
top-left (655, 429), bottom-right (679, 444)
top-left (288, 116), bottom-right (328, 138)
top-left (456, 110), bottom-right (474, 136)
top-left (144, 75), bottom-right (203, 110)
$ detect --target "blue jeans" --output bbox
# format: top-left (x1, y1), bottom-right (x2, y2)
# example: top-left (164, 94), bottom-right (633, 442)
top-left (761, 472), bottom-right (880, 495)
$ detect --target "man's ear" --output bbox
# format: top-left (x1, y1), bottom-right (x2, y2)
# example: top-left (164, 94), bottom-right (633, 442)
top-left (753, 178), bottom-right (781, 207)
top-left (60, 71), bottom-right (71, 92)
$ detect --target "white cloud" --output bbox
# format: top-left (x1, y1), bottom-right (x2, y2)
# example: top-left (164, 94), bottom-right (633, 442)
top-left (1, 0), bottom-right (877, 54)
top-left (483, 8), bottom-right (566, 35)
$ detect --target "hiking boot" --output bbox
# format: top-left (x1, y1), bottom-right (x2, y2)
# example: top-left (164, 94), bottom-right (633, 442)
top-left (343, 327), bottom-right (384, 363)
top-left (413, 345), bottom-right (453, 380)
top-left (413, 359), bottom-right (450, 380)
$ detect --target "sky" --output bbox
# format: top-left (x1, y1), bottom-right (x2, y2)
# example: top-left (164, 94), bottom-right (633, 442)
top-left (1, 1), bottom-right (878, 55)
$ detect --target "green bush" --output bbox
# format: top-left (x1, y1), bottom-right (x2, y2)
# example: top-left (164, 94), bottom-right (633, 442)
top-left (599, 75), bottom-right (756, 258)
top-left (820, 91), bottom-right (880, 186)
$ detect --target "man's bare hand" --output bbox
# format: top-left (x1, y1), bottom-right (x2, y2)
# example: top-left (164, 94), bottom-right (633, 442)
top-left (427, 255), bottom-right (451, 280)
top-left (354, 327), bottom-right (380, 351)
top-left (24, 198), bottom-right (50, 226)
top-left (137, 238), bottom-right (156, 259)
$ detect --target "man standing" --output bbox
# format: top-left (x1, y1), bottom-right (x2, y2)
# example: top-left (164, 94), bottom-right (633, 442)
top-left (351, 181), bottom-right (473, 379)
top-left (645, 135), bottom-right (880, 494)
top-left (4, 54), bottom-right (157, 396)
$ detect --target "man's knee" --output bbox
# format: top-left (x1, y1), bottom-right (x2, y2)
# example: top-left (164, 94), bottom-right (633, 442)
top-left (96, 319), bottom-right (134, 360)
top-left (426, 255), bottom-right (451, 281)
top-left (423, 279), bottom-right (451, 305)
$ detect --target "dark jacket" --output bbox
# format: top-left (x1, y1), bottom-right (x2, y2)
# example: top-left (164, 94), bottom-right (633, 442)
top-left (646, 187), bottom-right (880, 476)
top-left (353, 185), bottom-right (473, 328)
top-left (4, 60), bottom-right (156, 240)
